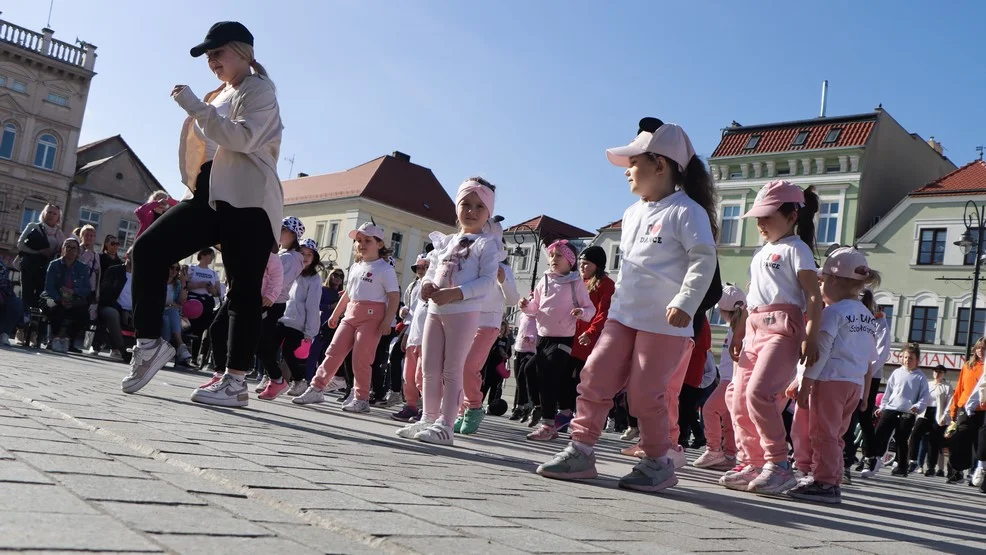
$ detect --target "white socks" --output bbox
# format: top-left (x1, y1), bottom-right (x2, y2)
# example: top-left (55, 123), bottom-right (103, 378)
top-left (136, 338), bottom-right (156, 349)
top-left (573, 441), bottom-right (594, 456)
top-left (978, 460), bottom-right (986, 470)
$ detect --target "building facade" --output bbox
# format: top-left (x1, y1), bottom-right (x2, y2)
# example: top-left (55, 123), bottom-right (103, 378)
top-left (505, 215), bottom-right (593, 297)
top-left (0, 17), bottom-right (97, 263)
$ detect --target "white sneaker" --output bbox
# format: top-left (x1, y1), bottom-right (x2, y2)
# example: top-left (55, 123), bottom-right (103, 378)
top-left (324, 376), bottom-right (347, 393)
top-left (972, 467), bottom-right (985, 487)
top-left (292, 386), bottom-right (326, 405)
top-left (286, 380), bottom-right (308, 397)
top-left (861, 457), bottom-right (883, 478)
top-left (381, 391), bottom-right (402, 407)
top-left (342, 399), bottom-right (371, 413)
top-left (121, 339), bottom-right (176, 394)
top-left (341, 389), bottom-right (355, 407)
top-left (666, 444), bottom-right (687, 470)
top-left (397, 419), bottom-right (433, 439)
top-left (604, 417), bottom-right (616, 433)
top-left (255, 375), bottom-right (270, 394)
top-left (693, 449), bottom-right (728, 469)
top-left (190, 374), bottom-right (249, 407)
top-left (415, 422), bottom-right (454, 446)
top-left (621, 427), bottom-right (639, 441)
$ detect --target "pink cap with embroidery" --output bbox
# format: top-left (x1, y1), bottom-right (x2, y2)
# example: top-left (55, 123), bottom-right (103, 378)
top-left (821, 246), bottom-right (872, 281)
top-left (718, 285), bottom-right (746, 311)
top-left (605, 123), bottom-right (696, 172)
top-left (349, 222), bottom-right (385, 241)
top-left (742, 181), bottom-right (805, 218)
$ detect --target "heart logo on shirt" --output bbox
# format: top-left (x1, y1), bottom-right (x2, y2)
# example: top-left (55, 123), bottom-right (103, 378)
top-left (366, 273), bottom-right (373, 278)
top-left (649, 223), bottom-right (662, 236)
top-left (770, 254), bottom-right (781, 262)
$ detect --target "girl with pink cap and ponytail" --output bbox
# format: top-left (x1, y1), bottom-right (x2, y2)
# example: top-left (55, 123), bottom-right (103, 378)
top-left (396, 177), bottom-right (500, 446)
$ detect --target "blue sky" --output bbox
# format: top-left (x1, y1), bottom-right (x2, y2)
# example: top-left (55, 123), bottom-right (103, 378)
top-left (7, 1), bottom-right (986, 233)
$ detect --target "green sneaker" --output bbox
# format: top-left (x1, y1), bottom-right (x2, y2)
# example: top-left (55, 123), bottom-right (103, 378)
top-left (537, 443), bottom-right (598, 480)
top-left (618, 457), bottom-right (678, 493)
top-left (460, 408), bottom-right (485, 434)
top-left (453, 415), bottom-right (464, 433)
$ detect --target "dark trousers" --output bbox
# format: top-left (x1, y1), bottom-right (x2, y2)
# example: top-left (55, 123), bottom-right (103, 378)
top-left (263, 323), bottom-right (306, 382)
top-left (533, 336), bottom-right (574, 421)
top-left (524, 351), bottom-right (540, 408)
top-left (209, 300), bottom-right (230, 372)
top-left (371, 330), bottom-right (396, 398)
top-left (869, 410), bottom-right (917, 466)
top-left (307, 331), bottom-right (331, 382)
top-left (857, 377), bottom-right (882, 456)
top-left (18, 259), bottom-right (47, 315)
top-left (678, 380), bottom-right (717, 445)
top-left (948, 410), bottom-right (986, 472)
top-left (559, 358), bottom-right (586, 413)
top-left (909, 408), bottom-right (944, 469)
top-left (186, 293), bottom-right (215, 362)
top-left (45, 303), bottom-right (88, 339)
top-left (131, 163), bottom-right (273, 372)
top-left (256, 303), bottom-right (287, 378)
top-left (482, 361), bottom-right (504, 406)
top-left (388, 334), bottom-right (404, 393)
top-left (513, 351), bottom-right (534, 408)
top-left (842, 406), bottom-right (861, 468)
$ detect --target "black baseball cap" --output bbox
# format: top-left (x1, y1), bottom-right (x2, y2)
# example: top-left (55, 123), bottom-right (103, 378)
top-left (190, 22), bottom-right (254, 58)
top-left (638, 117), bottom-right (665, 135)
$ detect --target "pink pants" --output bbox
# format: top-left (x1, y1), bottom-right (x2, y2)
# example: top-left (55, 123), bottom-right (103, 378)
top-left (312, 301), bottom-right (385, 401)
top-left (703, 379), bottom-right (736, 456)
top-left (402, 345), bottom-right (423, 408)
top-left (421, 311), bottom-right (480, 427)
top-left (731, 304), bottom-right (805, 466)
top-left (570, 320), bottom-right (693, 458)
top-left (460, 327), bottom-right (500, 413)
top-left (792, 381), bottom-right (860, 486)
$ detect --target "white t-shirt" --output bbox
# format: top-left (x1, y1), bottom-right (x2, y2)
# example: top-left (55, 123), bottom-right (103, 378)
top-left (347, 259), bottom-right (399, 303)
top-left (607, 192), bottom-right (718, 337)
top-left (423, 232), bottom-right (499, 315)
top-left (802, 299), bottom-right (878, 385)
top-left (195, 85), bottom-right (236, 162)
top-left (719, 327), bottom-right (735, 381)
top-left (186, 265), bottom-right (218, 296)
top-left (118, 272), bottom-right (133, 312)
top-left (746, 235), bottom-right (816, 310)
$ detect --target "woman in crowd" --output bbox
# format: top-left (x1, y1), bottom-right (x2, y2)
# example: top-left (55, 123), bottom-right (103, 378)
top-left (15, 204), bottom-right (65, 347)
top-left (163, 263), bottom-right (194, 365)
top-left (41, 237), bottom-right (91, 353)
top-left (183, 247), bottom-right (220, 366)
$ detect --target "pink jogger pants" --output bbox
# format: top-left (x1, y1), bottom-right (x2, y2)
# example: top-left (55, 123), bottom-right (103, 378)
top-left (311, 301), bottom-right (385, 401)
top-left (570, 320), bottom-right (693, 459)
top-left (421, 311), bottom-right (481, 427)
top-left (703, 379), bottom-right (736, 457)
top-left (460, 327), bottom-right (500, 413)
top-left (402, 345), bottom-right (423, 408)
top-left (731, 304), bottom-right (805, 466)
top-left (792, 380), bottom-right (860, 486)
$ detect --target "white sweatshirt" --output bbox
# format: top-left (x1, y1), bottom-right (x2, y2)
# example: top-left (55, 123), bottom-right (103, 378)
top-left (423, 231), bottom-right (498, 315)
top-left (871, 314), bottom-right (891, 377)
top-left (276, 249), bottom-right (304, 304)
top-left (479, 263), bottom-right (521, 329)
top-left (880, 367), bottom-right (931, 414)
top-left (279, 274), bottom-right (321, 338)
top-left (802, 299), bottom-right (878, 386)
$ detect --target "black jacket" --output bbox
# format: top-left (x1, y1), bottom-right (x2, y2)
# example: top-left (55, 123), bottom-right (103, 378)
top-left (99, 265), bottom-right (128, 309)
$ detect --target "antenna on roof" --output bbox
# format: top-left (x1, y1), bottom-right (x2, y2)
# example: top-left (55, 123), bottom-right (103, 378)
top-left (283, 155), bottom-right (295, 178)
top-left (46, 0), bottom-right (54, 28)
top-left (819, 80), bottom-right (828, 118)
top-left (977, 146), bottom-right (984, 161)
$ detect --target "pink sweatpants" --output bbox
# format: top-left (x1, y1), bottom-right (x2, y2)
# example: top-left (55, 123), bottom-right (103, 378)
top-left (792, 381), bottom-right (860, 486)
top-left (731, 304), bottom-right (805, 466)
top-left (703, 379), bottom-right (736, 457)
top-left (570, 320), bottom-right (693, 458)
top-left (460, 327), bottom-right (500, 412)
top-left (403, 345), bottom-right (423, 408)
top-left (421, 311), bottom-right (480, 427)
top-left (312, 301), bottom-right (385, 401)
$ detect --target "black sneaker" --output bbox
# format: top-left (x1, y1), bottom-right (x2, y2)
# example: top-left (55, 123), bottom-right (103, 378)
top-left (925, 467), bottom-right (936, 477)
top-left (690, 438), bottom-right (708, 449)
top-left (907, 462), bottom-right (918, 474)
top-left (936, 469), bottom-right (945, 477)
top-left (527, 406), bottom-right (542, 428)
top-left (946, 471), bottom-right (964, 484)
top-left (787, 481), bottom-right (841, 504)
top-left (891, 466), bottom-right (908, 477)
top-left (854, 460), bottom-right (865, 472)
top-left (843, 468), bottom-right (852, 485)
top-left (508, 407), bottom-right (524, 421)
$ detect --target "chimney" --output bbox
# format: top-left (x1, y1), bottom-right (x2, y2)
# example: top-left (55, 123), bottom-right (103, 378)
top-left (297, 172), bottom-right (309, 178)
top-left (927, 137), bottom-right (943, 155)
top-left (391, 151), bottom-right (411, 162)
top-left (819, 80), bottom-right (828, 118)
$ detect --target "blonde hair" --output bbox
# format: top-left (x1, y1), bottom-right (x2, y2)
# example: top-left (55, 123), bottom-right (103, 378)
top-left (80, 224), bottom-right (96, 236)
top-left (148, 191), bottom-right (169, 203)
top-left (226, 41), bottom-right (272, 85)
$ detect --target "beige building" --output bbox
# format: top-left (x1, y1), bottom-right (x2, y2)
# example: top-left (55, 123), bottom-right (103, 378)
top-left (0, 17), bottom-right (97, 263)
top-left (504, 215), bottom-right (593, 296)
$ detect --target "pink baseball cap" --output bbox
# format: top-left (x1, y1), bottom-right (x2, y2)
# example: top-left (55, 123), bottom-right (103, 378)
top-left (411, 253), bottom-right (429, 270)
top-left (348, 222), bottom-right (385, 241)
top-left (718, 285), bottom-right (746, 311)
top-left (606, 123), bottom-right (696, 172)
top-left (742, 180), bottom-right (805, 218)
top-left (821, 246), bottom-right (872, 281)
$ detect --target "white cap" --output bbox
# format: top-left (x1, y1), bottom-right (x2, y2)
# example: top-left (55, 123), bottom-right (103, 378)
top-left (348, 222), bottom-right (385, 241)
top-left (605, 123), bottom-right (696, 172)
top-left (718, 285), bottom-right (746, 311)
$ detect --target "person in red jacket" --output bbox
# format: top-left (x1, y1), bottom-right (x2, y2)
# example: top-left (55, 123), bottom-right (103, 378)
top-left (557, 246), bottom-right (616, 432)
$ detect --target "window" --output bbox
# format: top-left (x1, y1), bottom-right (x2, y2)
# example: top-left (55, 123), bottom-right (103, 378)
top-left (46, 92), bottom-right (69, 107)
top-left (743, 135), bottom-right (761, 150)
top-left (791, 130), bottom-right (810, 147)
top-left (512, 247), bottom-right (530, 272)
top-left (878, 304), bottom-right (894, 325)
top-left (117, 219), bottom-right (139, 251)
top-left (391, 232), bottom-right (403, 259)
top-left (823, 128), bottom-right (842, 144)
top-left (78, 208), bottom-right (101, 230)
top-left (825, 160), bottom-right (842, 173)
top-left (0, 76), bottom-right (5, 88)
top-left (776, 164), bottom-right (792, 176)
top-left (729, 170), bottom-right (743, 179)
top-left (964, 228), bottom-right (983, 266)
top-left (708, 307), bottom-right (727, 327)
top-left (10, 80), bottom-right (27, 94)
top-left (33, 134), bottom-right (58, 170)
top-left (720, 205), bottom-right (742, 245)
top-left (908, 306), bottom-right (938, 344)
top-left (816, 200), bottom-right (840, 244)
top-left (917, 228), bottom-right (946, 265)
top-left (327, 221), bottom-right (340, 248)
top-left (611, 246), bottom-right (622, 271)
top-left (0, 123), bottom-right (14, 159)
top-left (955, 308), bottom-right (986, 346)
top-left (20, 205), bottom-right (43, 233)
top-left (314, 221), bottom-right (326, 247)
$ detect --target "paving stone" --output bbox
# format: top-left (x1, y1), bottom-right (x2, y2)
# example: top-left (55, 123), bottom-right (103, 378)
top-left (196, 493), bottom-right (307, 523)
top-left (445, 498), bottom-right (546, 519)
top-left (80, 438), bottom-right (146, 457)
top-left (0, 447), bottom-right (13, 459)
top-left (0, 437), bottom-right (112, 458)
top-left (465, 526), bottom-right (611, 552)
top-left (0, 459), bottom-right (55, 484)
top-left (307, 509), bottom-right (462, 537)
top-left (0, 483), bottom-right (98, 514)
top-left (150, 471), bottom-right (248, 496)
top-left (260, 523), bottom-right (389, 555)
top-left (165, 453), bottom-right (272, 472)
top-left (150, 535), bottom-right (321, 555)
top-left (280, 467), bottom-right (380, 486)
top-left (392, 536), bottom-right (530, 554)
top-left (117, 455), bottom-right (188, 474)
top-left (96, 502), bottom-right (274, 536)
top-left (54, 474), bottom-right (208, 505)
top-left (387, 504), bottom-right (519, 527)
top-left (15, 452), bottom-right (149, 478)
top-left (210, 468), bottom-right (326, 489)
top-left (327, 484), bottom-right (444, 505)
top-left (258, 488), bottom-right (386, 511)
top-left (0, 425), bottom-right (76, 442)
top-left (0, 512), bottom-right (162, 551)
top-left (236, 452), bottom-right (329, 470)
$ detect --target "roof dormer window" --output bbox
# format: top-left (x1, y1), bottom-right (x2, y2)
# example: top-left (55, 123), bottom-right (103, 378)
top-left (823, 128), bottom-right (842, 144)
top-left (743, 135), bottom-right (761, 150)
top-left (791, 131), bottom-right (810, 147)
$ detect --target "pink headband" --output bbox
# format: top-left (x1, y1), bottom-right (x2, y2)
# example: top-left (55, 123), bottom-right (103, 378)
top-left (456, 180), bottom-right (495, 220)
top-left (548, 240), bottom-right (576, 267)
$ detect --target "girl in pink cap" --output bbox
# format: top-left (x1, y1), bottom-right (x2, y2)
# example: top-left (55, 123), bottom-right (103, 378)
top-left (521, 240), bottom-right (596, 441)
top-left (537, 122), bottom-right (719, 492)
top-left (786, 246), bottom-right (880, 504)
top-left (396, 177), bottom-right (499, 446)
top-left (718, 181), bottom-right (823, 495)
top-left (294, 223), bottom-right (400, 412)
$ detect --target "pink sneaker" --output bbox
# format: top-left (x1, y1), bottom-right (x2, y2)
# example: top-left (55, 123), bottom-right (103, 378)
top-left (527, 423), bottom-right (559, 441)
top-left (198, 372), bottom-right (223, 389)
top-left (258, 379), bottom-right (289, 400)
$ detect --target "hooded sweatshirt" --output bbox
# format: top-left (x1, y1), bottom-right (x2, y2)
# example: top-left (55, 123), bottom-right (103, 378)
top-left (513, 311), bottom-right (538, 354)
top-left (280, 274), bottom-right (322, 338)
top-left (276, 249), bottom-right (304, 304)
top-left (521, 270), bottom-right (595, 338)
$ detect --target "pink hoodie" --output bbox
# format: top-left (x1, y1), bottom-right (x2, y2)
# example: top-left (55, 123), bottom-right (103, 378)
top-left (521, 271), bottom-right (595, 338)
top-left (262, 252), bottom-right (283, 305)
top-left (134, 198), bottom-right (178, 238)
top-left (513, 311), bottom-right (538, 353)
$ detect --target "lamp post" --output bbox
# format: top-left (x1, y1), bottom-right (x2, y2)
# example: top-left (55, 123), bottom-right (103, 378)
top-left (953, 200), bottom-right (986, 359)
top-left (510, 223), bottom-right (542, 293)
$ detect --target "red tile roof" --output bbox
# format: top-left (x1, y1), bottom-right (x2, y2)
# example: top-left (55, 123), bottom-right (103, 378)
top-left (505, 215), bottom-right (593, 245)
top-left (711, 113), bottom-right (877, 158)
top-left (282, 154), bottom-right (456, 226)
top-left (599, 219), bottom-right (621, 230)
top-left (910, 160), bottom-right (986, 197)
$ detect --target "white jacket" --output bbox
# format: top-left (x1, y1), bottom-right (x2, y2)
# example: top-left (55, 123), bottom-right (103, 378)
top-left (479, 263), bottom-right (521, 329)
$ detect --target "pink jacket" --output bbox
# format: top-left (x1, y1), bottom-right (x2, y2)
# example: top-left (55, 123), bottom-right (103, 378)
top-left (134, 198), bottom-right (178, 238)
top-left (521, 271), bottom-right (595, 338)
top-left (262, 252), bottom-right (283, 305)
top-left (513, 311), bottom-right (538, 353)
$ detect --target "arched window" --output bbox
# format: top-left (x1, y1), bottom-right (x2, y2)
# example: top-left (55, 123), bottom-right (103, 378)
top-left (33, 133), bottom-right (58, 170)
top-left (0, 123), bottom-right (15, 160)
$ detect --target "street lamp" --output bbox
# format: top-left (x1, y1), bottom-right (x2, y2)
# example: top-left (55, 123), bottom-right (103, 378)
top-left (954, 200), bottom-right (986, 359)
top-left (510, 223), bottom-right (542, 293)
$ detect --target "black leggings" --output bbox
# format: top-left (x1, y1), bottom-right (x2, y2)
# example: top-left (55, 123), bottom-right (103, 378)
top-left (869, 410), bottom-right (916, 465)
top-left (948, 410), bottom-right (986, 472)
top-left (256, 303), bottom-right (287, 378)
top-left (909, 408), bottom-right (945, 469)
top-left (186, 293), bottom-right (215, 361)
top-left (678, 380), bottom-right (717, 446)
top-left (559, 358), bottom-right (585, 413)
top-left (262, 323), bottom-right (306, 382)
top-left (857, 377), bottom-right (882, 457)
top-left (45, 304), bottom-right (89, 339)
top-left (131, 162), bottom-right (273, 372)
top-left (533, 336), bottom-right (574, 421)
top-left (371, 330), bottom-right (396, 398)
top-left (513, 351), bottom-right (534, 408)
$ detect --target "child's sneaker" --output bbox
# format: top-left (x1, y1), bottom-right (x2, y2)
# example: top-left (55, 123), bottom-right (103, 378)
top-left (618, 456), bottom-right (678, 492)
top-left (397, 419), bottom-right (432, 439)
top-left (198, 372), bottom-right (224, 389)
top-left (258, 379), bottom-right (289, 400)
top-left (554, 412), bottom-right (574, 433)
top-left (527, 423), bottom-right (559, 441)
top-left (415, 422), bottom-right (454, 446)
top-left (190, 374), bottom-right (249, 407)
top-left (748, 462), bottom-right (798, 495)
top-left (787, 481), bottom-right (841, 504)
top-left (693, 449), bottom-right (729, 469)
top-left (621, 427), bottom-right (640, 441)
top-left (460, 408), bottom-right (485, 435)
top-left (342, 399), bottom-right (371, 413)
top-left (286, 380), bottom-right (308, 397)
top-left (666, 444), bottom-right (687, 470)
top-left (255, 375), bottom-right (270, 393)
top-left (860, 457), bottom-right (883, 478)
top-left (324, 376), bottom-right (347, 393)
top-left (453, 415), bottom-right (464, 433)
top-left (537, 443), bottom-right (598, 480)
top-left (719, 464), bottom-right (761, 491)
top-left (391, 404), bottom-right (419, 422)
top-left (292, 386), bottom-right (326, 405)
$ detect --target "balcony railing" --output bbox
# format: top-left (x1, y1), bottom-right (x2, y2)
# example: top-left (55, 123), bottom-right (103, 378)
top-left (0, 19), bottom-right (95, 71)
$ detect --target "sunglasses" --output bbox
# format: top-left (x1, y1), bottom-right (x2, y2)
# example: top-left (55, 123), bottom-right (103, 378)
top-left (170, 266), bottom-right (181, 270)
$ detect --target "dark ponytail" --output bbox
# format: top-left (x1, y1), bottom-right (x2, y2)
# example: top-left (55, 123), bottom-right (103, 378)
top-left (860, 288), bottom-right (876, 314)
top-left (777, 185), bottom-right (819, 254)
top-left (664, 155), bottom-right (720, 242)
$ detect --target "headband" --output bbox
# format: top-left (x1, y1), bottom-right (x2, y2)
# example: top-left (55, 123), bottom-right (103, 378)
top-left (548, 240), bottom-right (576, 267)
top-left (456, 180), bottom-right (495, 221)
